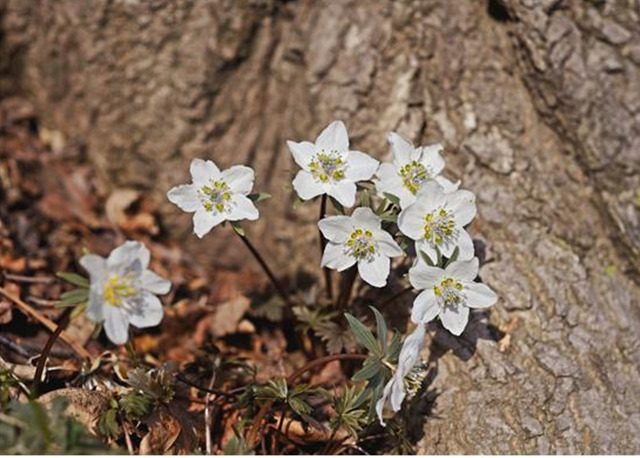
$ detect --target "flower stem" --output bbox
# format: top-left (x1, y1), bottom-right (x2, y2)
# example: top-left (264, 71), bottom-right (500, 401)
top-left (319, 194), bottom-right (334, 300)
top-left (336, 266), bottom-right (358, 310)
top-left (33, 308), bottom-right (72, 395)
top-left (235, 230), bottom-right (293, 308)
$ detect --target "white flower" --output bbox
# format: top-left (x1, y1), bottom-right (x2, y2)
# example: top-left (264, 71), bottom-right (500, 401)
top-left (80, 241), bottom-right (171, 345)
top-left (287, 120), bottom-right (379, 207)
top-left (409, 257), bottom-right (497, 336)
top-left (398, 181), bottom-right (476, 262)
top-left (376, 324), bottom-right (426, 425)
top-left (167, 158), bottom-right (259, 238)
top-left (374, 132), bottom-right (459, 209)
top-left (318, 207), bottom-right (403, 287)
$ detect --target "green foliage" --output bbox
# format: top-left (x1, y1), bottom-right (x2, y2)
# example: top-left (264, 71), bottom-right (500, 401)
top-left (294, 305), bottom-right (357, 354)
top-left (231, 221), bottom-right (245, 236)
top-left (0, 369), bottom-right (19, 410)
top-left (126, 367), bottom-right (175, 405)
top-left (0, 398), bottom-right (110, 454)
top-left (224, 433), bottom-right (253, 455)
top-left (326, 386), bottom-right (368, 439)
top-left (250, 297), bottom-right (285, 322)
top-left (56, 272), bottom-right (90, 288)
top-left (255, 379), bottom-right (314, 417)
top-left (97, 402), bottom-right (121, 439)
top-left (247, 192), bottom-right (272, 203)
top-left (56, 271), bottom-right (90, 318)
top-left (345, 308), bottom-right (404, 421)
top-left (120, 391), bottom-right (151, 421)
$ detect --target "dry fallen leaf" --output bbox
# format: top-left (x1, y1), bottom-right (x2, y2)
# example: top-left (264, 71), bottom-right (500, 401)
top-left (105, 188), bottom-right (139, 227)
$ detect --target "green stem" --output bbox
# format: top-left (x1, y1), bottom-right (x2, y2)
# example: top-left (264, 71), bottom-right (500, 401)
top-left (235, 230), bottom-right (293, 308)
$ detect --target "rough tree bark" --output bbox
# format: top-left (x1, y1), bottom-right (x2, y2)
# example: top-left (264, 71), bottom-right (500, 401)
top-left (1, 0), bottom-right (640, 453)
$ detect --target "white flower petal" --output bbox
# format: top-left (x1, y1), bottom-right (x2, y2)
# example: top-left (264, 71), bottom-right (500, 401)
top-left (376, 230), bottom-right (403, 257)
top-left (228, 194), bottom-right (259, 221)
top-left (190, 158), bottom-right (220, 186)
top-left (80, 254), bottom-right (107, 282)
top-left (440, 305), bottom-right (469, 336)
top-left (415, 240), bottom-right (438, 266)
top-left (167, 184), bottom-right (201, 212)
top-left (397, 188), bottom-right (418, 209)
top-left (129, 292), bottom-right (164, 328)
top-left (321, 242), bottom-right (356, 271)
top-left (193, 210), bottom-right (223, 238)
top-left (86, 290), bottom-right (104, 323)
top-left (318, 215), bottom-right (353, 243)
top-left (409, 261), bottom-right (443, 289)
top-left (345, 151), bottom-right (379, 182)
top-left (376, 378), bottom-right (395, 426)
top-left (292, 170), bottom-right (324, 201)
top-left (374, 162), bottom-right (398, 184)
top-left (287, 140), bottom-right (315, 171)
top-left (390, 324), bottom-right (426, 411)
top-left (420, 144), bottom-right (445, 175)
top-left (411, 289), bottom-right (440, 323)
top-left (141, 270), bottom-right (171, 295)
top-left (434, 176), bottom-right (460, 193)
top-left (222, 165), bottom-right (255, 195)
top-left (316, 120), bottom-right (349, 152)
top-left (455, 229), bottom-right (475, 261)
top-left (351, 207), bottom-right (381, 231)
top-left (398, 204), bottom-right (426, 240)
top-left (464, 282), bottom-right (498, 309)
top-left (413, 181), bottom-right (446, 211)
top-left (447, 190), bottom-right (476, 226)
top-left (326, 181), bottom-right (356, 207)
top-left (387, 132), bottom-right (414, 165)
top-left (107, 241), bottom-right (150, 270)
top-left (103, 306), bottom-right (130, 345)
top-left (445, 258), bottom-right (479, 282)
top-left (358, 255), bottom-right (390, 288)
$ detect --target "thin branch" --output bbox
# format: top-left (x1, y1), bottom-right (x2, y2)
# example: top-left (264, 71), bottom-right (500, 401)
top-left (378, 285), bottom-right (413, 309)
top-left (3, 273), bottom-right (54, 284)
top-left (287, 353), bottom-right (367, 385)
top-left (235, 231), bottom-right (293, 308)
top-left (0, 286), bottom-right (91, 359)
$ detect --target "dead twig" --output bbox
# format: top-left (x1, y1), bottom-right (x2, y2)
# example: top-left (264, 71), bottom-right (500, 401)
top-left (0, 286), bottom-right (91, 360)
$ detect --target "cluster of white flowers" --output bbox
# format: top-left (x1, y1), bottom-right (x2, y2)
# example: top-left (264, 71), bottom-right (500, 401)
top-left (161, 120), bottom-right (497, 425)
top-left (286, 121), bottom-right (497, 423)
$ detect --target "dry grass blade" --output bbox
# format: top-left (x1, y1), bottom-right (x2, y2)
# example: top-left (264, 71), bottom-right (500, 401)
top-left (0, 286), bottom-right (91, 360)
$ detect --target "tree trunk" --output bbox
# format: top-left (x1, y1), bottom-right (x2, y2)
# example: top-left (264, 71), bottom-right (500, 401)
top-left (2, 0), bottom-right (640, 453)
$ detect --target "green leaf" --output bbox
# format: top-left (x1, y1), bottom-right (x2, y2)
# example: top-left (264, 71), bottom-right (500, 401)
top-left (369, 306), bottom-right (388, 355)
top-left (56, 289), bottom-right (89, 308)
top-left (383, 192), bottom-right (400, 207)
top-left (56, 272), bottom-right (89, 288)
top-left (359, 189), bottom-right (371, 208)
top-left (420, 250), bottom-right (435, 267)
top-left (378, 213), bottom-right (398, 223)
top-left (387, 332), bottom-right (402, 363)
top-left (344, 313), bottom-right (380, 356)
top-left (445, 246), bottom-right (460, 267)
top-left (374, 198), bottom-right (389, 215)
top-left (352, 359), bottom-right (383, 382)
top-left (231, 221), bottom-right (245, 236)
top-left (247, 192), bottom-right (272, 203)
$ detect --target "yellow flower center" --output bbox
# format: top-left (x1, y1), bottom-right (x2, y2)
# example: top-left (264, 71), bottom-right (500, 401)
top-left (103, 274), bottom-right (137, 307)
top-left (201, 179), bottom-right (232, 213)
top-left (345, 228), bottom-right (376, 261)
top-left (433, 277), bottom-right (464, 308)
top-left (424, 208), bottom-right (456, 246)
top-left (399, 161), bottom-right (432, 195)
top-left (309, 150), bottom-right (346, 183)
